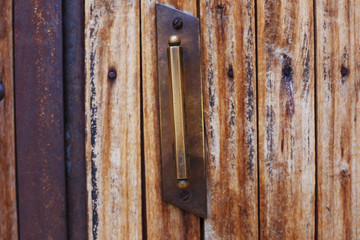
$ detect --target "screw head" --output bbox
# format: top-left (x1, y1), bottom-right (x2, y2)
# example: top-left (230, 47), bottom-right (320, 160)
top-left (180, 189), bottom-right (191, 202)
top-left (108, 70), bottom-right (117, 80)
top-left (172, 17), bottom-right (183, 30)
top-left (0, 83), bottom-right (5, 101)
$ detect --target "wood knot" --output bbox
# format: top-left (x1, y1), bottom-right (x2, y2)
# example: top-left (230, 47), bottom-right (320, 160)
top-left (217, 4), bottom-right (225, 10)
top-left (227, 65), bottom-right (234, 78)
top-left (340, 168), bottom-right (350, 185)
top-left (280, 54), bottom-right (295, 117)
top-left (215, 3), bottom-right (226, 16)
top-left (281, 54), bottom-right (293, 79)
top-left (282, 65), bottom-right (293, 78)
top-left (341, 66), bottom-right (349, 77)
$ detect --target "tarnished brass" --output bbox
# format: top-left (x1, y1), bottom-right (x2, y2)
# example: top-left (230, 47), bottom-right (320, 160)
top-left (167, 36), bottom-right (189, 188)
top-left (157, 3), bottom-right (206, 218)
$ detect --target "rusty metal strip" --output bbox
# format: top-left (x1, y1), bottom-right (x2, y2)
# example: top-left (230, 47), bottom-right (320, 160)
top-left (14, 0), bottom-right (67, 238)
top-left (63, 0), bottom-right (87, 238)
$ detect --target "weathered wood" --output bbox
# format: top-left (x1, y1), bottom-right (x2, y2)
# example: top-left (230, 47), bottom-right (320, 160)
top-left (200, 0), bottom-right (258, 239)
top-left (257, 0), bottom-right (315, 239)
top-left (0, 0), bottom-right (17, 238)
top-left (141, 0), bottom-right (200, 239)
top-left (85, 1), bottom-right (142, 239)
top-left (316, 0), bottom-right (360, 239)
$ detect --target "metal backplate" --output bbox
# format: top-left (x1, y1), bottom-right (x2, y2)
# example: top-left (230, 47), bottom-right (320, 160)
top-left (156, 3), bottom-right (206, 218)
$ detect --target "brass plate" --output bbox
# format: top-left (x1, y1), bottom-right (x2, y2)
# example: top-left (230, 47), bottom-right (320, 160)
top-left (156, 3), bottom-right (206, 218)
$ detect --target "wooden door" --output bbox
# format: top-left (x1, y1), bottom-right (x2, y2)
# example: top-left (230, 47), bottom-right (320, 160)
top-left (1, 0), bottom-right (360, 239)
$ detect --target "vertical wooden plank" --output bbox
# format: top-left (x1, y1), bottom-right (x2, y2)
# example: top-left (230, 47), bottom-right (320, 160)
top-left (14, 0), bottom-right (67, 238)
top-left (316, 0), bottom-right (360, 239)
top-left (85, 0), bottom-right (142, 239)
top-left (257, 0), bottom-right (315, 239)
top-left (0, 0), bottom-right (17, 238)
top-left (200, 0), bottom-right (258, 239)
top-left (141, 1), bottom-right (200, 239)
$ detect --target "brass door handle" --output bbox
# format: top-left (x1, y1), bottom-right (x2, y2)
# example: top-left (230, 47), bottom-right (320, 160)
top-left (157, 3), bottom-right (206, 218)
top-left (167, 35), bottom-right (189, 189)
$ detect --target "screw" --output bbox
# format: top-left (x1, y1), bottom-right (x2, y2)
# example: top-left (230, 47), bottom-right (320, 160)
top-left (341, 66), bottom-right (348, 77)
top-left (180, 190), bottom-right (191, 202)
top-left (172, 17), bottom-right (183, 30)
top-left (0, 83), bottom-right (4, 101)
top-left (108, 70), bottom-right (117, 80)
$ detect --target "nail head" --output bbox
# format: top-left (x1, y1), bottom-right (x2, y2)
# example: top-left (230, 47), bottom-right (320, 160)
top-left (108, 70), bottom-right (117, 80)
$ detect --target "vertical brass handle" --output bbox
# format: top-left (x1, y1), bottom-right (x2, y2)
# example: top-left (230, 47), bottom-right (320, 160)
top-left (157, 3), bottom-right (206, 216)
top-left (167, 35), bottom-right (189, 189)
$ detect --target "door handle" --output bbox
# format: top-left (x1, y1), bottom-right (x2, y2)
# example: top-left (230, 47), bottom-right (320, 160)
top-left (157, 3), bottom-right (207, 218)
top-left (167, 35), bottom-right (189, 189)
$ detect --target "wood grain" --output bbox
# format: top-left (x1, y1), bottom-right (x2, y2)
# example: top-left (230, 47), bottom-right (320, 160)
top-left (316, 0), bottom-right (360, 239)
top-left (257, 0), bottom-right (316, 239)
top-left (200, 0), bottom-right (258, 239)
top-left (141, 0), bottom-right (200, 239)
top-left (0, 0), bottom-right (17, 238)
top-left (85, 1), bottom-right (142, 239)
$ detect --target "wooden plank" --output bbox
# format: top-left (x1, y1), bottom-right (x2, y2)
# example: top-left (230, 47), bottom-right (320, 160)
top-left (0, 0), bottom-right (17, 238)
top-left (200, 0), bottom-right (258, 239)
top-left (85, 0), bottom-right (142, 239)
top-left (141, 0), bottom-right (200, 239)
top-left (14, 0), bottom-right (67, 238)
top-left (257, 0), bottom-right (315, 239)
top-left (316, 0), bottom-right (360, 239)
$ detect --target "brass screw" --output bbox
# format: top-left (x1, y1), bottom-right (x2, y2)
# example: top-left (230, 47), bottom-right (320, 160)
top-left (180, 190), bottom-right (191, 202)
top-left (172, 17), bottom-right (183, 30)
